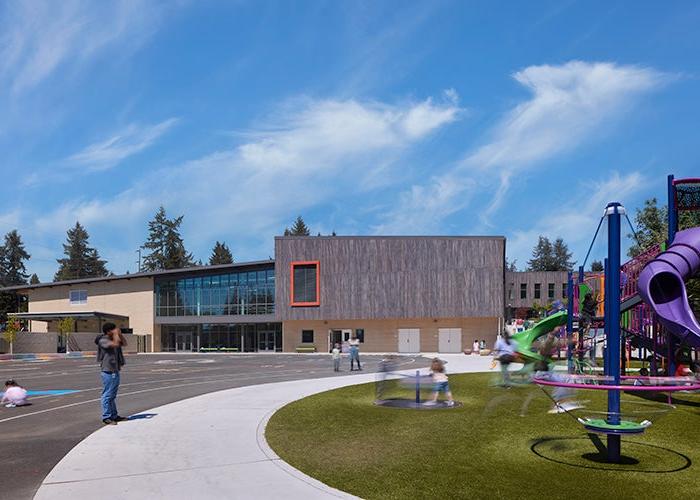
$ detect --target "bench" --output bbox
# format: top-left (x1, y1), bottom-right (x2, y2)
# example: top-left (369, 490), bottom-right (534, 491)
top-left (295, 345), bottom-right (317, 353)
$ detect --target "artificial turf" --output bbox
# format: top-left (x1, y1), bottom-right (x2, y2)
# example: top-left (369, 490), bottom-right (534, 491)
top-left (266, 372), bottom-right (700, 500)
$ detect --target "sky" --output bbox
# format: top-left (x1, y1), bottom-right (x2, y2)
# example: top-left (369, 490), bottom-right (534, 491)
top-left (1, 0), bottom-right (699, 281)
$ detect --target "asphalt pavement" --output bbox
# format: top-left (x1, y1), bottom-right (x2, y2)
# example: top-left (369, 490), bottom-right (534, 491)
top-left (0, 353), bottom-right (427, 500)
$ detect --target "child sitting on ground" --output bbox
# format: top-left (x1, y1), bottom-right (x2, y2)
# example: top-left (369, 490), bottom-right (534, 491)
top-left (425, 358), bottom-right (455, 407)
top-left (2, 380), bottom-right (28, 408)
top-left (331, 343), bottom-right (341, 372)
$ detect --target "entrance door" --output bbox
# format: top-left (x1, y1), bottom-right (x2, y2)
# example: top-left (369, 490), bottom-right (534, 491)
top-left (329, 330), bottom-right (342, 352)
top-left (258, 331), bottom-right (276, 351)
top-left (398, 328), bottom-right (420, 353)
top-left (438, 328), bottom-right (462, 353)
top-left (176, 332), bottom-right (193, 352)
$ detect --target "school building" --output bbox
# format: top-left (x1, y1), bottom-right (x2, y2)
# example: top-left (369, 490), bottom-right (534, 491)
top-left (2, 235), bottom-right (521, 354)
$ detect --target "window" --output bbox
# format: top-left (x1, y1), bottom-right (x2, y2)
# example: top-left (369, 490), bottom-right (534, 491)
top-left (355, 328), bottom-right (365, 343)
top-left (69, 290), bottom-right (87, 305)
top-left (562, 283), bottom-right (568, 298)
top-left (508, 283), bottom-right (514, 301)
top-left (548, 283), bottom-right (555, 299)
top-left (534, 283), bottom-right (541, 299)
top-left (520, 283), bottom-right (527, 299)
top-left (154, 266), bottom-right (275, 317)
top-left (291, 261), bottom-right (320, 306)
top-left (302, 330), bottom-right (314, 343)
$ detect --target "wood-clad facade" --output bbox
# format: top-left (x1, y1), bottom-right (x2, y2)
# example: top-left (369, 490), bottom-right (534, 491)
top-left (276, 236), bottom-right (505, 352)
top-left (275, 236), bottom-right (505, 321)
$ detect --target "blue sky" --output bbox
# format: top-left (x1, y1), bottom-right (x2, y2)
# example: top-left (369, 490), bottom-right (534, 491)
top-left (1, 0), bottom-right (699, 281)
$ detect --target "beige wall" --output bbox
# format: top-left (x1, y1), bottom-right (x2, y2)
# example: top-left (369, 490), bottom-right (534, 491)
top-left (282, 317), bottom-right (500, 353)
top-left (27, 277), bottom-right (155, 339)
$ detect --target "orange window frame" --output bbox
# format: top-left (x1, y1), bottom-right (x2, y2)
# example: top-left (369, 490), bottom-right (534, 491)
top-left (290, 260), bottom-right (320, 307)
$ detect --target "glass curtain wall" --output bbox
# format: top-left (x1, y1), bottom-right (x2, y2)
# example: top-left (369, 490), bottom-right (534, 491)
top-left (161, 323), bottom-right (282, 352)
top-left (155, 268), bottom-right (274, 317)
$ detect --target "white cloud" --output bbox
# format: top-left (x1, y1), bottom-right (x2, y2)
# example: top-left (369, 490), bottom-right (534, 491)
top-left (467, 61), bottom-right (667, 217)
top-left (29, 94), bottom-right (460, 273)
top-left (378, 61), bottom-right (668, 233)
top-left (0, 0), bottom-right (171, 93)
top-left (66, 118), bottom-right (179, 171)
top-left (238, 97), bottom-right (460, 171)
top-left (506, 171), bottom-right (650, 269)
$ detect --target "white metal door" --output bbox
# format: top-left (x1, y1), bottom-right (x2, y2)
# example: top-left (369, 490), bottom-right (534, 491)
top-left (398, 328), bottom-right (420, 353)
top-left (438, 328), bottom-right (462, 353)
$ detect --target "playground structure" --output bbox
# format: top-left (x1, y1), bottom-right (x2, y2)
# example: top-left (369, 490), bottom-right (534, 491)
top-left (530, 175), bottom-right (700, 463)
top-left (501, 175), bottom-right (699, 462)
top-left (510, 176), bottom-right (700, 374)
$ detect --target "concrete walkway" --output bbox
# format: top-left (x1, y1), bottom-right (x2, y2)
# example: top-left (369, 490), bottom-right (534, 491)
top-left (34, 355), bottom-right (495, 500)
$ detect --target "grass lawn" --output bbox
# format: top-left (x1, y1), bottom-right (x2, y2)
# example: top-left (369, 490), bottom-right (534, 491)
top-left (266, 373), bottom-right (700, 500)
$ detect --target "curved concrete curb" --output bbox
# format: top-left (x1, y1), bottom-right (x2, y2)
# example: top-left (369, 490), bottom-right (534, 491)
top-left (34, 355), bottom-right (494, 500)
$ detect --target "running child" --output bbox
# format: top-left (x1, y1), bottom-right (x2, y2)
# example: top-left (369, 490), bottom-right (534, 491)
top-left (425, 358), bottom-right (455, 407)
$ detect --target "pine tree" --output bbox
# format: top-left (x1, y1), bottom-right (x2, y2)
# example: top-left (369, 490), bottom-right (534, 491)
top-left (0, 230), bottom-right (30, 286)
top-left (506, 258), bottom-right (518, 272)
top-left (527, 236), bottom-right (554, 271)
top-left (590, 260), bottom-right (604, 272)
top-left (29, 274), bottom-right (40, 285)
top-left (209, 241), bottom-right (233, 265)
top-left (54, 223), bottom-right (108, 281)
top-left (142, 206), bottom-right (194, 271)
top-left (284, 216), bottom-right (310, 236)
top-left (552, 238), bottom-right (575, 271)
top-left (0, 230), bottom-right (31, 324)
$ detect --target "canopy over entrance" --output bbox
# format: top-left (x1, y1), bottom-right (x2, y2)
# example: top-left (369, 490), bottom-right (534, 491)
top-left (15, 311), bottom-right (129, 322)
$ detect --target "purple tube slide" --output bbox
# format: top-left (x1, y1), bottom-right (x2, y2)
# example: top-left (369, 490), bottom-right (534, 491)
top-left (637, 227), bottom-right (700, 347)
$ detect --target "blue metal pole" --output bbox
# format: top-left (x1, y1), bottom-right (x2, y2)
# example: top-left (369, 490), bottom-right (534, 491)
top-left (668, 174), bottom-right (677, 242)
top-left (567, 271), bottom-right (574, 373)
top-left (606, 202), bottom-right (623, 462)
top-left (415, 370), bottom-right (421, 405)
top-left (667, 174), bottom-right (678, 376)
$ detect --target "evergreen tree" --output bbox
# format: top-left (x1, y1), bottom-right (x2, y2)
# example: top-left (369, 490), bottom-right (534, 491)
top-left (527, 236), bottom-right (574, 271)
top-left (552, 238), bottom-right (575, 271)
top-left (0, 230), bottom-right (31, 324)
top-left (54, 222), bottom-right (109, 281)
top-left (0, 230), bottom-right (30, 286)
top-left (506, 258), bottom-right (518, 272)
top-left (284, 216), bottom-right (310, 236)
top-left (209, 241), bottom-right (233, 265)
top-left (142, 206), bottom-right (194, 271)
top-left (590, 260), bottom-right (604, 272)
top-left (527, 236), bottom-right (555, 271)
top-left (29, 274), bottom-right (40, 285)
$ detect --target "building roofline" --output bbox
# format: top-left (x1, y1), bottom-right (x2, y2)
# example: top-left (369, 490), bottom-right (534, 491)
top-left (274, 235), bottom-right (506, 240)
top-left (0, 259), bottom-right (275, 293)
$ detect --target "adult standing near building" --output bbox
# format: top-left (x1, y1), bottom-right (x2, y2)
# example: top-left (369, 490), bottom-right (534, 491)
top-left (349, 335), bottom-right (362, 371)
top-left (97, 322), bottom-right (127, 425)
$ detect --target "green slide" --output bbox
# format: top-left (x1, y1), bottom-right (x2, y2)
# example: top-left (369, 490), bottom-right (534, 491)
top-left (510, 310), bottom-right (568, 362)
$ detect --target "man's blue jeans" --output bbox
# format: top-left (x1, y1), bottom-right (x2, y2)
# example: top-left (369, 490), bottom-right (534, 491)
top-left (101, 371), bottom-right (120, 420)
